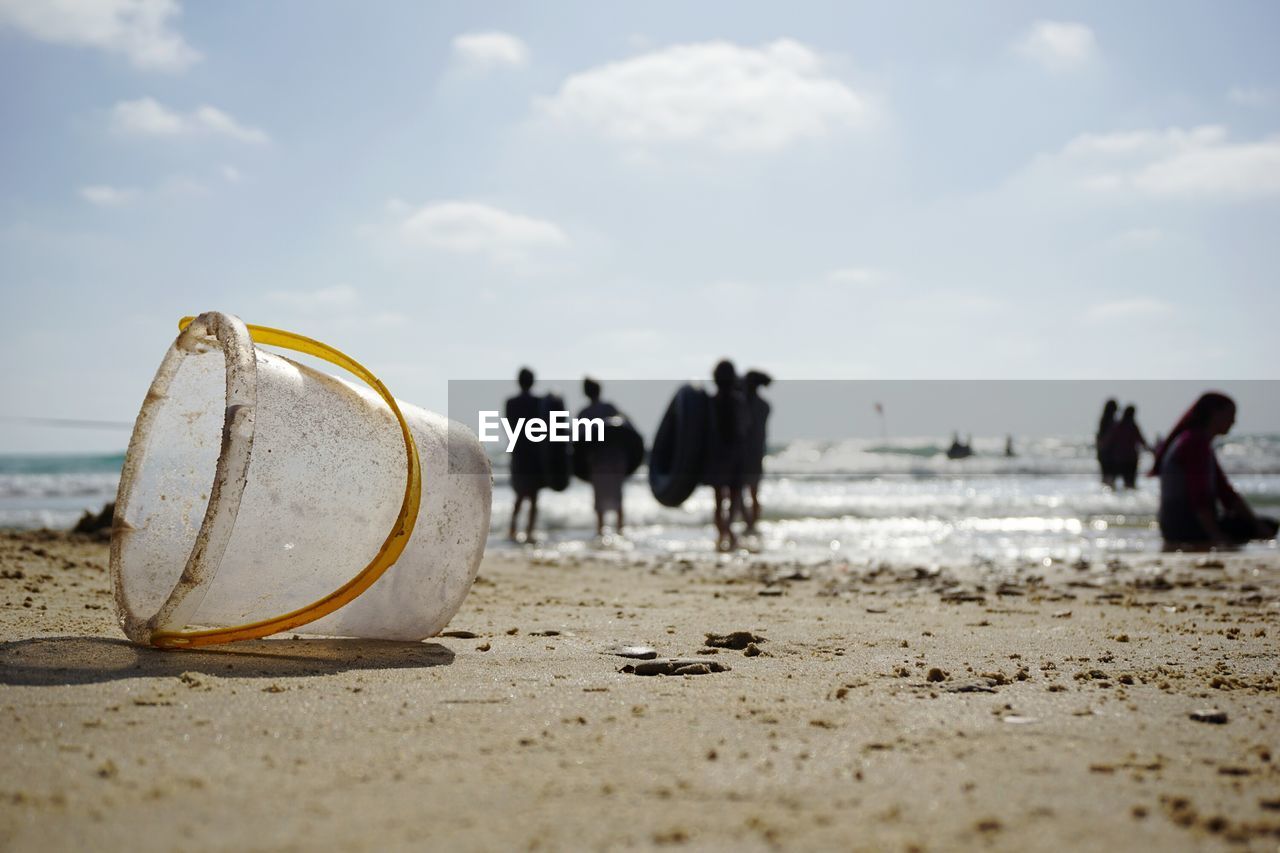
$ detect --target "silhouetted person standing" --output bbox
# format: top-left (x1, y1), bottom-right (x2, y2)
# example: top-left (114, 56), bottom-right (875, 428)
top-left (579, 377), bottom-right (627, 537)
top-left (705, 360), bottom-right (749, 551)
top-left (1108, 405), bottom-right (1150, 489)
top-left (506, 367), bottom-right (542, 542)
top-left (742, 370), bottom-right (772, 535)
top-left (1096, 399), bottom-right (1119, 488)
top-left (1153, 392), bottom-right (1278, 547)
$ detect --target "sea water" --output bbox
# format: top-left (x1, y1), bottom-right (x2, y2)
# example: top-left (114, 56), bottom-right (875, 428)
top-left (0, 453), bottom-right (124, 530)
top-left (5, 436), bottom-right (1278, 565)
top-left (489, 434), bottom-right (1280, 565)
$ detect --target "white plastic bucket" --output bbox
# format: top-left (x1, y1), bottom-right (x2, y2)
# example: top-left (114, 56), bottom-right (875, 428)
top-left (110, 311), bottom-right (492, 648)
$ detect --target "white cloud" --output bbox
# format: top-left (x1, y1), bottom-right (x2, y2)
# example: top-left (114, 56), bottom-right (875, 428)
top-left (538, 39), bottom-right (873, 153)
top-left (1063, 125), bottom-right (1225, 158)
top-left (1228, 87), bottom-right (1272, 107)
top-left (110, 97), bottom-right (270, 144)
top-left (190, 106), bottom-right (269, 144)
top-left (80, 184), bottom-right (138, 206)
top-left (394, 201), bottom-right (568, 260)
top-left (0, 0), bottom-right (199, 71)
top-left (78, 175), bottom-right (211, 207)
top-left (112, 96), bottom-right (183, 134)
top-left (826, 267), bottom-right (882, 285)
top-left (220, 164), bottom-right (241, 183)
top-left (451, 31), bottom-right (528, 71)
top-left (1086, 298), bottom-right (1173, 323)
top-left (1134, 139), bottom-right (1280, 198)
top-left (1030, 125), bottom-right (1280, 200)
top-left (1015, 21), bottom-right (1098, 72)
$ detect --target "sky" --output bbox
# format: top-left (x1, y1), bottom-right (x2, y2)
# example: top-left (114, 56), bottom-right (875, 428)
top-left (1, 1), bottom-right (1278, 453)
top-left (448, 380), bottom-right (1280, 445)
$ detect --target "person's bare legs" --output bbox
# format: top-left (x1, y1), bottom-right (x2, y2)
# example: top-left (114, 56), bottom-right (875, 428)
top-left (711, 487), bottom-right (722, 549)
top-left (727, 487), bottom-right (743, 550)
top-left (509, 495), bottom-right (524, 541)
top-left (1122, 460), bottom-right (1138, 489)
top-left (744, 484), bottom-right (760, 535)
top-left (525, 492), bottom-right (538, 542)
top-left (713, 486), bottom-right (730, 551)
top-left (596, 509), bottom-right (623, 539)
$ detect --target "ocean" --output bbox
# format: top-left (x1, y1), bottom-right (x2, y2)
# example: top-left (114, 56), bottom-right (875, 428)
top-left (11, 435), bottom-right (1277, 566)
top-left (489, 433), bottom-right (1280, 565)
top-left (0, 452), bottom-right (125, 531)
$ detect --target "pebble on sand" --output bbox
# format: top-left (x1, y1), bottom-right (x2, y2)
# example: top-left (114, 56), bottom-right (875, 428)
top-left (1189, 709), bottom-right (1228, 724)
top-left (704, 631), bottom-right (766, 650)
top-left (621, 659), bottom-right (731, 676)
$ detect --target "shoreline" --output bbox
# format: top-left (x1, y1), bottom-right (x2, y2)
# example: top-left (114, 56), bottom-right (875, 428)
top-left (2, 530), bottom-right (1278, 850)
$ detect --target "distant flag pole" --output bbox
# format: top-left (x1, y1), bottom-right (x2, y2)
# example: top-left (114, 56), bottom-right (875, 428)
top-left (874, 402), bottom-right (887, 441)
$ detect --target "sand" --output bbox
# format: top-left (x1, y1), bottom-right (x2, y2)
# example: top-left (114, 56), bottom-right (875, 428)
top-left (1, 530), bottom-right (1278, 851)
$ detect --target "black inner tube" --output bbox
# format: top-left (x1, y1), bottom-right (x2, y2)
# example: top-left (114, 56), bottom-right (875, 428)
top-left (648, 385), bottom-right (709, 508)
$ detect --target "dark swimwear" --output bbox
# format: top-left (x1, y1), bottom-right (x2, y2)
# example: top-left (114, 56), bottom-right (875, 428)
top-left (1107, 419), bottom-right (1147, 488)
top-left (505, 391), bottom-right (542, 497)
top-left (743, 394), bottom-right (770, 489)
top-left (580, 400), bottom-right (626, 514)
top-left (703, 384), bottom-right (750, 489)
top-left (1096, 414), bottom-right (1118, 480)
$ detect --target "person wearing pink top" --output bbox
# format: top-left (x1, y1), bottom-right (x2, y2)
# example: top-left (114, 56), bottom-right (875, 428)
top-left (1152, 392), bottom-right (1278, 548)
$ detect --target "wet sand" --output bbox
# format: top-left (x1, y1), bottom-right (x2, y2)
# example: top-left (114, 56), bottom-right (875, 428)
top-left (1, 530), bottom-right (1278, 851)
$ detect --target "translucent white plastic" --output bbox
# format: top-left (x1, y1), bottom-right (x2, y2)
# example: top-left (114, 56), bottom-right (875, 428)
top-left (110, 312), bottom-right (492, 645)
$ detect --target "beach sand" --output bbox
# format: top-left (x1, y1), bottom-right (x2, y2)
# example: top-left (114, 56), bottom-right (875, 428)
top-left (2, 530), bottom-right (1278, 851)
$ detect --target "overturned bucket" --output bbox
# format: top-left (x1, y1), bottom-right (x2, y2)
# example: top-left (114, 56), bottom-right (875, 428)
top-left (110, 311), bottom-right (492, 649)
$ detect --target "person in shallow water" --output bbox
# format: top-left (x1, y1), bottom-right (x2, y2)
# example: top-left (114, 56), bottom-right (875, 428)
top-left (1152, 391), bottom-right (1279, 549)
top-left (741, 369), bottom-right (772, 536)
top-left (1107, 405), bottom-right (1151, 489)
top-left (1096, 398), bottom-right (1119, 488)
top-left (578, 377), bottom-right (628, 537)
top-left (505, 367), bottom-right (543, 542)
top-left (704, 359), bottom-right (750, 551)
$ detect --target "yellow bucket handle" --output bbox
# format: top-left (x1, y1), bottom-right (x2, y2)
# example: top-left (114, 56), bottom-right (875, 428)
top-left (150, 317), bottom-right (422, 649)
